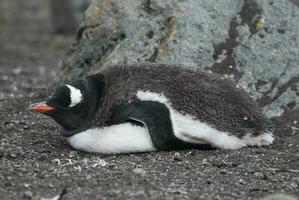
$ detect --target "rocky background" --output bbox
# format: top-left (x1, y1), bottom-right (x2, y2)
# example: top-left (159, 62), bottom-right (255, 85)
top-left (58, 0), bottom-right (299, 122)
top-left (0, 0), bottom-right (298, 199)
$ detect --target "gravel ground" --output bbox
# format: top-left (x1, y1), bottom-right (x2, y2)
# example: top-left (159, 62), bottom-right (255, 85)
top-left (0, 1), bottom-right (299, 200)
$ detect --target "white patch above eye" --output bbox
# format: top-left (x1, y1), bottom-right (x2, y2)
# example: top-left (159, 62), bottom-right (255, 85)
top-left (66, 84), bottom-right (83, 107)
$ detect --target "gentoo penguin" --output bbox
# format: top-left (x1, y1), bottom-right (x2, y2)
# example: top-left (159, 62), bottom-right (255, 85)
top-left (30, 63), bottom-right (274, 154)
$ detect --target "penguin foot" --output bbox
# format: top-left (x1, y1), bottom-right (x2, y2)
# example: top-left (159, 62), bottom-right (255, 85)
top-left (242, 132), bottom-right (274, 147)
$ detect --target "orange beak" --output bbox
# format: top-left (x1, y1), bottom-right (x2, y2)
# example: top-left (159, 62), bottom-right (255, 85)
top-left (29, 102), bottom-right (54, 113)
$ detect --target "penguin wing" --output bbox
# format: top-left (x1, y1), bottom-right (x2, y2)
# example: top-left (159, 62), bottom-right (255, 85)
top-left (109, 100), bottom-right (212, 150)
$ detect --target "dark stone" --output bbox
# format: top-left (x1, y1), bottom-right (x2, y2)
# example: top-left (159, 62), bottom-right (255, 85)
top-left (37, 153), bottom-right (49, 162)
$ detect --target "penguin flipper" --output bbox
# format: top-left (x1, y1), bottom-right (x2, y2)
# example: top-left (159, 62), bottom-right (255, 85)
top-left (110, 100), bottom-right (213, 150)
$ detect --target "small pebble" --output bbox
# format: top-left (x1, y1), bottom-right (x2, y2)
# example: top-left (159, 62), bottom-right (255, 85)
top-left (133, 168), bottom-right (146, 175)
top-left (254, 172), bottom-right (268, 180)
top-left (10, 153), bottom-right (16, 158)
top-left (52, 158), bottom-right (60, 165)
top-left (13, 67), bottom-right (22, 75)
top-left (92, 159), bottom-right (107, 167)
top-left (37, 153), bottom-right (48, 162)
top-left (23, 190), bottom-right (33, 199)
top-left (174, 152), bottom-right (182, 161)
top-left (292, 176), bottom-right (299, 184)
top-left (68, 151), bottom-right (78, 158)
top-left (108, 163), bottom-right (117, 169)
top-left (86, 175), bottom-right (92, 180)
top-left (219, 170), bottom-right (228, 175)
top-left (23, 125), bottom-right (30, 130)
top-left (238, 179), bottom-right (245, 185)
top-left (82, 158), bottom-right (88, 165)
top-left (254, 172), bottom-right (263, 177)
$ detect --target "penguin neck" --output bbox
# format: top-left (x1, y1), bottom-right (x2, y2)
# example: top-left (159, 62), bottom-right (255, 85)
top-left (61, 73), bottom-right (105, 137)
top-left (87, 73), bottom-right (105, 120)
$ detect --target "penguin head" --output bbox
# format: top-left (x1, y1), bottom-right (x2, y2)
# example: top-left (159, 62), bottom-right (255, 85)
top-left (30, 74), bottom-right (104, 136)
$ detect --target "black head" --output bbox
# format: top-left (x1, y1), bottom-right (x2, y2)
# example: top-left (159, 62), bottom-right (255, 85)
top-left (30, 74), bottom-right (105, 136)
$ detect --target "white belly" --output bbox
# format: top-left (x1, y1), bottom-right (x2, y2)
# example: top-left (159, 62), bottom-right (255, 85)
top-left (67, 123), bottom-right (156, 154)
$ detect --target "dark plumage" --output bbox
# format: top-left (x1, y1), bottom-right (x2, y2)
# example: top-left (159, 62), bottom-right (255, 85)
top-left (94, 63), bottom-right (272, 137)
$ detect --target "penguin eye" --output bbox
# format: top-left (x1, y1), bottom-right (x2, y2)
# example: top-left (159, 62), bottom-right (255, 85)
top-left (66, 84), bottom-right (83, 107)
top-left (47, 87), bottom-right (71, 108)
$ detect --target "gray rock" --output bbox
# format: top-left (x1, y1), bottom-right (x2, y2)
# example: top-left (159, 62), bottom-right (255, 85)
top-left (56, 0), bottom-right (299, 121)
top-left (173, 152), bottom-right (182, 161)
top-left (293, 176), bottom-right (299, 184)
top-left (68, 150), bottom-right (78, 158)
top-left (23, 190), bottom-right (34, 199)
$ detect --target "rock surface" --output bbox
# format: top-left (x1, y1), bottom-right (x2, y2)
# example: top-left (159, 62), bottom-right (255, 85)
top-left (57, 0), bottom-right (299, 120)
